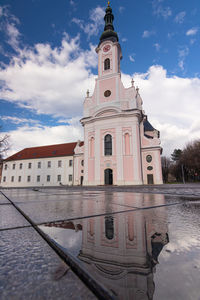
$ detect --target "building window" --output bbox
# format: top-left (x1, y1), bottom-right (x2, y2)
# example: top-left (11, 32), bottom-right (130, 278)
top-left (104, 58), bottom-right (110, 70)
top-left (47, 175), bottom-right (50, 182)
top-left (18, 176), bottom-right (21, 182)
top-left (146, 155), bottom-right (152, 163)
top-left (38, 162), bottom-right (41, 168)
top-left (47, 161), bottom-right (51, 168)
top-left (11, 176), bottom-right (14, 182)
top-left (104, 90), bottom-right (111, 97)
top-left (19, 163), bottom-right (23, 169)
top-left (57, 175), bottom-right (61, 182)
top-left (28, 163), bottom-right (32, 169)
top-left (69, 160), bottom-right (73, 167)
top-left (4, 164), bottom-right (7, 170)
top-left (13, 164), bottom-right (16, 170)
top-left (37, 175), bottom-right (40, 182)
top-left (58, 160), bottom-right (62, 167)
top-left (147, 166), bottom-right (153, 171)
top-left (27, 176), bottom-right (31, 182)
top-left (69, 174), bottom-right (72, 182)
top-left (104, 134), bottom-right (112, 156)
top-left (3, 176), bottom-right (6, 182)
top-left (105, 216), bottom-right (114, 240)
top-left (81, 160), bottom-right (84, 166)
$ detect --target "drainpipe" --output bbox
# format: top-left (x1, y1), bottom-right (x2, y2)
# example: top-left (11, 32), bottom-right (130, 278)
top-left (72, 154), bottom-right (74, 186)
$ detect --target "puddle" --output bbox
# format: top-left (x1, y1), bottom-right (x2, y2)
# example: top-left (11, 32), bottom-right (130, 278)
top-left (39, 199), bottom-right (200, 300)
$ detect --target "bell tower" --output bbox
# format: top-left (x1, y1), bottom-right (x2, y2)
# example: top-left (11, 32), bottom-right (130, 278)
top-left (96, 2), bottom-right (122, 78)
top-left (79, 2), bottom-right (163, 186)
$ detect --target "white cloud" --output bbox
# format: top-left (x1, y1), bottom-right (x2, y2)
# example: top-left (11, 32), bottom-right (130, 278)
top-left (129, 55), bottom-right (135, 62)
top-left (6, 23), bottom-right (21, 50)
top-left (154, 43), bottom-right (161, 51)
top-left (174, 11), bottom-right (186, 24)
top-left (167, 32), bottom-right (175, 39)
top-left (121, 65), bottom-right (200, 156)
top-left (119, 6), bottom-right (125, 13)
top-left (0, 5), bottom-right (20, 51)
top-left (4, 123), bottom-right (83, 157)
top-left (58, 116), bottom-right (81, 126)
top-left (178, 46), bottom-right (189, 71)
top-left (70, 0), bottom-right (75, 6)
top-left (72, 6), bottom-right (104, 39)
top-left (190, 39), bottom-right (196, 45)
top-left (0, 34), bottom-right (97, 118)
top-left (0, 116), bottom-right (39, 125)
top-left (152, 0), bottom-right (172, 19)
top-left (121, 38), bottom-right (127, 42)
top-left (5, 65), bottom-right (200, 158)
top-left (142, 30), bottom-right (155, 38)
top-left (186, 27), bottom-right (198, 36)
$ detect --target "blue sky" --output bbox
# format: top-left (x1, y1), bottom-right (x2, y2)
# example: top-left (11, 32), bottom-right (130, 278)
top-left (0, 0), bottom-right (200, 157)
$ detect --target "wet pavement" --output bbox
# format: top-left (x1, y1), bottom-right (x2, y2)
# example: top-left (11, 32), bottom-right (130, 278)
top-left (0, 184), bottom-right (200, 299)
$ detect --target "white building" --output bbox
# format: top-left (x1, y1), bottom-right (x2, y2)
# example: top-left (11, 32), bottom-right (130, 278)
top-left (1, 143), bottom-right (77, 188)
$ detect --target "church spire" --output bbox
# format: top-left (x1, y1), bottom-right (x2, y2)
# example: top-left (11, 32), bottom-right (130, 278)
top-left (99, 2), bottom-right (119, 45)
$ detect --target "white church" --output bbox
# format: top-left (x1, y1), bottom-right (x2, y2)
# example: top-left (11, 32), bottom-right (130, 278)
top-left (1, 3), bottom-right (163, 188)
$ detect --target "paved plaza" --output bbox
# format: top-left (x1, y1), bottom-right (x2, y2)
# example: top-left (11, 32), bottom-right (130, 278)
top-left (1, 184), bottom-right (200, 299)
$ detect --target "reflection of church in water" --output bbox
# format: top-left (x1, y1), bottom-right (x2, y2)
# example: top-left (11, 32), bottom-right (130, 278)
top-left (45, 193), bottom-right (169, 299)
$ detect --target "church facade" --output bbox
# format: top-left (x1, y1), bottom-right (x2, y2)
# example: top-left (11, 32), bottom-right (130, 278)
top-left (0, 4), bottom-right (162, 188)
top-left (74, 4), bottom-right (162, 186)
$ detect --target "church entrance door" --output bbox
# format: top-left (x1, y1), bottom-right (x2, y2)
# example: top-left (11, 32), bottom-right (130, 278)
top-left (104, 169), bottom-right (113, 185)
top-left (147, 174), bottom-right (154, 184)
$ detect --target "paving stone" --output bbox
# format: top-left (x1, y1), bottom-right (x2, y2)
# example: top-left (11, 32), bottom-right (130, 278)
top-left (0, 227), bottom-right (96, 300)
top-left (0, 193), bottom-right (10, 204)
top-left (0, 205), bottom-right (29, 230)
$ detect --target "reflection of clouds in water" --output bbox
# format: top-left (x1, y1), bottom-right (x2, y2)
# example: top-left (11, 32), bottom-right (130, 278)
top-left (193, 259), bottom-right (200, 268)
top-left (40, 226), bottom-right (82, 250)
top-left (164, 236), bottom-right (200, 255)
top-left (161, 205), bottom-right (200, 256)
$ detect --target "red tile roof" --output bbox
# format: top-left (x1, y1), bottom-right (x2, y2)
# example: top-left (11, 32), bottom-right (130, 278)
top-left (5, 142), bottom-right (84, 161)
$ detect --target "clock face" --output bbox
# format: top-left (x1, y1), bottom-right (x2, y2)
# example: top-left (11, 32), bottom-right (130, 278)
top-left (103, 45), bottom-right (111, 52)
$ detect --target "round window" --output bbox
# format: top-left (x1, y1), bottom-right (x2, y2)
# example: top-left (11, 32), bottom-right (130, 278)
top-left (104, 90), bottom-right (111, 97)
top-left (147, 166), bottom-right (153, 171)
top-left (146, 155), bottom-right (152, 163)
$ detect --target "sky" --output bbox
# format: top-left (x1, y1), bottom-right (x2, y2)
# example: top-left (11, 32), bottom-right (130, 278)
top-left (0, 0), bottom-right (200, 158)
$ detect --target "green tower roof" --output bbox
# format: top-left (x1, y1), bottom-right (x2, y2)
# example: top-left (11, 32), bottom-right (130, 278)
top-left (99, 2), bottom-right (119, 45)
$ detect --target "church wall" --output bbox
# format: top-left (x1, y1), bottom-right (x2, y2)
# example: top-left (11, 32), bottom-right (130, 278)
top-left (99, 77), bottom-right (116, 103)
top-left (73, 154), bottom-right (84, 186)
top-left (83, 114), bottom-right (144, 186)
top-left (142, 149), bottom-right (163, 184)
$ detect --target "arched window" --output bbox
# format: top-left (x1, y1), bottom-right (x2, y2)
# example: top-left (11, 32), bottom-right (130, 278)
top-left (90, 137), bottom-right (94, 157)
top-left (125, 133), bottom-right (130, 155)
top-left (104, 58), bottom-right (110, 70)
top-left (105, 216), bottom-right (114, 240)
top-left (104, 134), bottom-right (112, 156)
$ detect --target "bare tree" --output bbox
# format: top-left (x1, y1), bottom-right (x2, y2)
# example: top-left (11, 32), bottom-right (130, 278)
top-left (170, 140), bottom-right (200, 183)
top-left (161, 156), bottom-right (171, 183)
top-left (180, 139), bottom-right (200, 182)
top-left (0, 131), bottom-right (10, 161)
